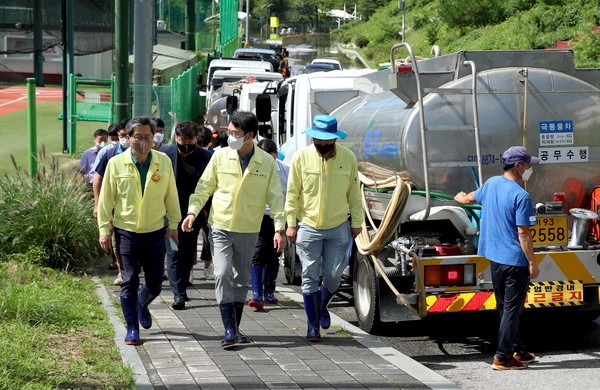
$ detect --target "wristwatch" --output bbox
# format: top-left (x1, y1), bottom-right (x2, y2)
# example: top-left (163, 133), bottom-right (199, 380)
top-left (275, 230), bottom-right (284, 235)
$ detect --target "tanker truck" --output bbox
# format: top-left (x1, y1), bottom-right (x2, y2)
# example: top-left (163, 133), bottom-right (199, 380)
top-left (244, 43), bottom-right (600, 333)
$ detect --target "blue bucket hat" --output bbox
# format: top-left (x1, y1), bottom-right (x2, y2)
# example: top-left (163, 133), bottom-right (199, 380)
top-left (304, 115), bottom-right (347, 140)
top-left (502, 146), bottom-right (540, 165)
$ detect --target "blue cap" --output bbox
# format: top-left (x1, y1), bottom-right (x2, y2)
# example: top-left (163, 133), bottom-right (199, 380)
top-left (502, 146), bottom-right (540, 165)
top-left (303, 115), bottom-right (347, 140)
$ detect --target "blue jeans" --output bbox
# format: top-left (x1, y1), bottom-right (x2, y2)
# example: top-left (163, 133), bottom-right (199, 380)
top-left (296, 220), bottom-right (351, 294)
top-left (491, 261), bottom-right (530, 358)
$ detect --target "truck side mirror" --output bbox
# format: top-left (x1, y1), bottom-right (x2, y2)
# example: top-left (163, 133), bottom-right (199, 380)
top-left (255, 93), bottom-right (272, 122)
top-left (226, 95), bottom-right (238, 115)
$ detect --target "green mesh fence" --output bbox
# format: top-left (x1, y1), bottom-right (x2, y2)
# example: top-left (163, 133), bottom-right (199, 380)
top-left (219, 0), bottom-right (239, 57)
top-left (169, 59), bottom-right (206, 127)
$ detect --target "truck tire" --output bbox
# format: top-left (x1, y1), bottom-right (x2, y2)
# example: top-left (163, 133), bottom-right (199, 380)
top-left (283, 242), bottom-right (302, 286)
top-left (353, 253), bottom-right (382, 333)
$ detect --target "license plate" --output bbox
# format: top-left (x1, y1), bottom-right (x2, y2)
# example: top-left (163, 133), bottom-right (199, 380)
top-left (525, 280), bottom-right (583, 308)
top-left (530, 215), bottom-right (568, 246)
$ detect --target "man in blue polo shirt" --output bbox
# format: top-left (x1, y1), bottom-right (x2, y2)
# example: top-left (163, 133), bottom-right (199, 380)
top-left (455, 146), bottom-right (540, 370)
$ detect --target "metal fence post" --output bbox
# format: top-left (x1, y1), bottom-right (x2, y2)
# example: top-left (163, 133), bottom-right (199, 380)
top-left (26, 78), bottom-right (38, 177)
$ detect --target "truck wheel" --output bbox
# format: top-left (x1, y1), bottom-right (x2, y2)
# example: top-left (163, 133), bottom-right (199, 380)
top-left (283, 242), bottom-right (302, 286)
top-left (353, 253), bottom-right (382, 333)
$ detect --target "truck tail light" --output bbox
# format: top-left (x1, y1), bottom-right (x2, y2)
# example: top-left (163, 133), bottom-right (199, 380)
top-left (424, 264), bottom-right (476, 287)
top-left (397, 65), bottom-right (412, 72)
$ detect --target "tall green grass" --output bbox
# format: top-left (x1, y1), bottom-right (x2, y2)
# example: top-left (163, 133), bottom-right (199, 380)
top-left (0, 156), bottom-right (103, 270)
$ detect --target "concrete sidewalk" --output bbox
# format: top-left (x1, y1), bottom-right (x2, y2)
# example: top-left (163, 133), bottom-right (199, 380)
top-left (100, 264), bottom-right (461, 390)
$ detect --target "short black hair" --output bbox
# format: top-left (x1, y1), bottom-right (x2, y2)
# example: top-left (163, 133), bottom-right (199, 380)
top-left (217, 131), bottom-right (229, 147)
top-left (154, 117), bottom-right (165, 128)
top-left (175, 121), bottom-right (198, 138)
top-left (197, 126), bottom-right (213, 147)
top-left (503, 163), bottom-right (515, 171)
top-left (107, 123), bottom-right (120, 136)
top-left (257, 138), bottom-right (277, 155)
top-left (229, 111), bottom-right (258, 138)
top-left (126, 116), bottom-right (156, 136)
top-left (118, 118), bottom-right (130, 131)
top-left (93, 128), bottom-right (108, 138)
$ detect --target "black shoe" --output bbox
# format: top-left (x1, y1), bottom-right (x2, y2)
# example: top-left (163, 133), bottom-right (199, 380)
top-left (184, 296), bottom-right (191, 302)
top-left (172, 298), bottom-right (185, 310)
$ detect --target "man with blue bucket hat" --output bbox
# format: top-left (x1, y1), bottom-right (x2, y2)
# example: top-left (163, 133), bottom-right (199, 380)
top-left (285, 114), bottom-right (363, 342)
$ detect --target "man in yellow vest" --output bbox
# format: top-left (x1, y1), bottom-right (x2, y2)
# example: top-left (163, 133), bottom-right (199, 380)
top-left (98, 116), bottom-right (181, 346)
top-left (285, 114), bottom-right (363, 342)
top-left (182, 111), bottom-right (286, 348)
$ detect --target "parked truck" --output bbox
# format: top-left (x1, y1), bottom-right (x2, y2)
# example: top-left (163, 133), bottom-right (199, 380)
top-left (223, 43), bottom-right (600, 333)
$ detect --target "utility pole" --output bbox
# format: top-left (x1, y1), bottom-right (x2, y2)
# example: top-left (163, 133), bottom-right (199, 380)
top-left (133, 0), bottom-right (154, 116)
top-left (33, 0), bottom-right (44, 87)
top-left (185, 0), bottom-right (195, 50)
top-left (114, 0), bottom-right (129, 122)
top-left (399, 0), bottom-right (405, 42)
top-left (245, 0), bottom-right (250, 46)
top-left (61, 0), bottom-right (74, 153)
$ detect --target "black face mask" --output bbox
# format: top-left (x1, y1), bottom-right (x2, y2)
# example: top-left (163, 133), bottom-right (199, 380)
top-left (314, 142), bottom-right (335, 156)
top-left (177, 143), bottom-right (194, 155)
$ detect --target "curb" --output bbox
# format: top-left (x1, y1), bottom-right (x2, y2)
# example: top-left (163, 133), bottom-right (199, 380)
top-left (93, 277), bottom-right (153, 390)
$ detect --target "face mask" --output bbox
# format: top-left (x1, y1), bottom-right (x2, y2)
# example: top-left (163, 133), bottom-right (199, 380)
top-left (131, 140), bottom-right (152, 155)
top-left (95, 141), bottom-right (106, 149)
top-left (153, 133), bottom-right (165, 144)
top-left (228, 134), bottom-right (247, 150)
top-left (177, 143), bottom-right (194, 155)
top-left (119, 137), bottom-right (130, 149)
top-left (314, 142), bottom-right (335, 156)
top-left (521, 166), bottom-right (533, 181)
top-left (110, 140), bottom-right (118, 146)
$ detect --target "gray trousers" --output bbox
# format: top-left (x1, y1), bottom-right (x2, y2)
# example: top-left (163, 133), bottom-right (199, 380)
top-left (209, 225), bottom-right (259, 304)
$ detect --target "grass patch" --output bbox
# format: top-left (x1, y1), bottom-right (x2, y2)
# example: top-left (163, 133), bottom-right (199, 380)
top-left (332, 325), bottom-right (354, 338)
top-left (0, 260), bottom-right (134, 389)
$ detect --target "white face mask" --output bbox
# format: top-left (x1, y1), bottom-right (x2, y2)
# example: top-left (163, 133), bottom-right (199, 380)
top-left (119, 137), bottom-right (130, 149)
top-left (95, 141), bottom-right (106, 149)
top-left (227, 134), bottom-right (246, 150)
top-left (110, 140), bottom-right (118, 146)
top-left (153, 133), bottom-right (165, 144)
top-left (521, 166), bottom-right (533, 181)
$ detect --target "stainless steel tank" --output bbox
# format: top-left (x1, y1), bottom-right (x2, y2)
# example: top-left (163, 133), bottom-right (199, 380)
top-left (334, 53), bottom-right (600, 205)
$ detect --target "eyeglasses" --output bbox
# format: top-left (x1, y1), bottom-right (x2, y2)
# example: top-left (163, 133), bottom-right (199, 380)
top-left (226, 131), bottom-right (244, 138)
top-left (130, 135), bottom-right (153, 142)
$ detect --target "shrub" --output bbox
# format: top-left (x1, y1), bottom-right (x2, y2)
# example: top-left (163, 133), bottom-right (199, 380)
top-left (0, 157), bottom-right (104, 270)
top-left (355, 35), bottom-right (369, 48)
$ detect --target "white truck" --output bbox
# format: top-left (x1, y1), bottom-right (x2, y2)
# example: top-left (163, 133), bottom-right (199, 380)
top-left (234, 43), bottom-right (600, 333)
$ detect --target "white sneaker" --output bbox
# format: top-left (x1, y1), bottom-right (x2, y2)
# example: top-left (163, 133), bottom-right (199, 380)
top-left (188, 270), bottom-right (194, 285)
top-left (204, 264), bottom-right (215, 280)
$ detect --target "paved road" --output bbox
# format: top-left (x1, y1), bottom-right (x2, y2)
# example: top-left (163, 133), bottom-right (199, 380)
top-left (283, 280), bottom-right (600, 390)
